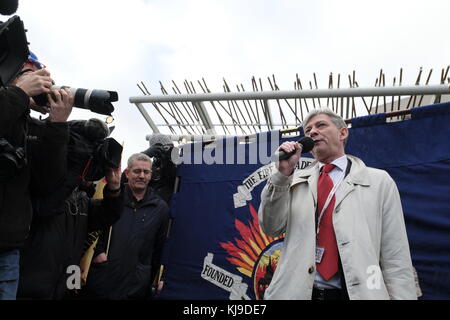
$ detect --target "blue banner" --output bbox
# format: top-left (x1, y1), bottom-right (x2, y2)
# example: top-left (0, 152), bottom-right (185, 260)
top-left (158, 102), bottom-right (450, 300)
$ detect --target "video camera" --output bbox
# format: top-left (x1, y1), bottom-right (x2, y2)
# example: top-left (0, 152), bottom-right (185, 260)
top-left (30, 118), bottom-right (123, 217)
top-left (67, 118), bottom-right (122, 183)
top-left (143, 137), bottom-right (177, 204)
top-left (0, 15), bottom-right (118, 116)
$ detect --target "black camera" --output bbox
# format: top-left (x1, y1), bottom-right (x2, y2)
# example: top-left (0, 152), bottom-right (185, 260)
top-left (0, 137), bottom-right (27, 182)
top-left (67, 118), bottom-right (122, 183)
top-left (143, 142), bottom-right (177, 204)
top-left (144, 143), bottom-right (172, 181)
top-left (0, 15), bottom-right (29, 86)
top-left (33, 86), bottom-right (118, 116)
top-left (145, 143), bottom-right (172, 159)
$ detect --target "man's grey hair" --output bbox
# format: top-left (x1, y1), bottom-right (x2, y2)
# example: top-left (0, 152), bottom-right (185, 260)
top-left (302, 107), bottom-right (349, 144)
top-left (127, 153), bottom-right (152, 169)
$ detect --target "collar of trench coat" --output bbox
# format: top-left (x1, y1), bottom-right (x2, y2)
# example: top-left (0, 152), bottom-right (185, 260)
top-left (289, 155), bottom-right (371, 210)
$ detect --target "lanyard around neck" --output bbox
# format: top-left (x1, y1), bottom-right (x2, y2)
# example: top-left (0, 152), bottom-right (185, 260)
top-left (316, 172), bottom-right (344, 236)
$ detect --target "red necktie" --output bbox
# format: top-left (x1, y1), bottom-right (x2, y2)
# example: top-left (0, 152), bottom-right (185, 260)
top-left (316, 163), bottom-right (339, 280)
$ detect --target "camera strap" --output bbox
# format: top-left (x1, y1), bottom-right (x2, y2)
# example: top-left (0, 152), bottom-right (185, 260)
top-left (0, 115), bottom-right (28, 156)
top-left (79, 156), bottom-right (94, 181)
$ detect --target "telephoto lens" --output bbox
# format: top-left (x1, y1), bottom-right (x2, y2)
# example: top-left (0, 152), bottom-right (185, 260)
top-left (33, 86), bottom-right (118, 116)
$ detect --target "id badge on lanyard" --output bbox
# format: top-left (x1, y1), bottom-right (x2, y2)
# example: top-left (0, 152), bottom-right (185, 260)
top-left (316, 247), bottom-right (325, 263)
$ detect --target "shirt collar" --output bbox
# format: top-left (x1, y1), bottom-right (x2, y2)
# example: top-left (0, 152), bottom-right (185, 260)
top-left (318, 155), bottom-right (347, 173)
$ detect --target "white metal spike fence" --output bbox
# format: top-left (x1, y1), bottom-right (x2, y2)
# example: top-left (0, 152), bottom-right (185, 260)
top-left (129, 69), bottom-right (450, 143)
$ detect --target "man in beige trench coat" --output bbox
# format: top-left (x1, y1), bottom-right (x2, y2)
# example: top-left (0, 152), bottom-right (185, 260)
top-left (258, 107), bottom-right (417, 300)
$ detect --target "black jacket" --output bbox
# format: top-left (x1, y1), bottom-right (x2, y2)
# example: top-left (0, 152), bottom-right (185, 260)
top-left (86, 185), bottom-right (170, 300)
top-left (0, 86), bottom-right (69, 251)
top-left (17, 186), bottom-right (124, 299)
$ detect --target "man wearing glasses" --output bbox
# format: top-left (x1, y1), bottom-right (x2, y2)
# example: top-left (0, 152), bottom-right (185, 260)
top-left (86, 153), bottom-right (170, 300)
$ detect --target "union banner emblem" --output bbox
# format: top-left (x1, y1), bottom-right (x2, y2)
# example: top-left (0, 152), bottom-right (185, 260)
top-left (219, 203), bottom-right (284, 300)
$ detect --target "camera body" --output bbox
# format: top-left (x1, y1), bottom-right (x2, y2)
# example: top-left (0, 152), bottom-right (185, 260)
top-left (144, 143), bottom-right (172, 181)
top-left (143, 142), bottom-right (176, 204)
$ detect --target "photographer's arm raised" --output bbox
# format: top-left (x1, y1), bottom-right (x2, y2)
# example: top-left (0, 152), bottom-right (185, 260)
top-left (13, 68), bottom-right (74, 121)
top-left (87, 165), bottom-right (123, 232)
top-left (0, 69), bottom-right (52, 135)
top-left (89, 165), bottom-right (124, 264)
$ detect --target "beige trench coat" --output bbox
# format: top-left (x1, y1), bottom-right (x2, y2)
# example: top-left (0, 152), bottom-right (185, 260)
top-left (258, 155), bottom-right (417, 300)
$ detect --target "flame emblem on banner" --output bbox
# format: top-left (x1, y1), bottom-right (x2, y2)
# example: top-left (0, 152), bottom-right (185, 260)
top-left (219, 203), bottom-right (285, 299)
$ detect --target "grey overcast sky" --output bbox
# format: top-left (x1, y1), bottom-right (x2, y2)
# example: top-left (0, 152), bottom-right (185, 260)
top-left (13, 0), bottom-right (450, 164)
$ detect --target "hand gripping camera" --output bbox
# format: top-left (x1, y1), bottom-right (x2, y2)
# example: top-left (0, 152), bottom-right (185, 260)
top-left (0, 16), bottom-right (118, 116)
top-left (33, 86), bottom-right (118, 116)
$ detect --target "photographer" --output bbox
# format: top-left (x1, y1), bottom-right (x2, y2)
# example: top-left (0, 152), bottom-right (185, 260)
top-left (18, 167), bottom-right (123, 300)
top-left (17, 118), bottom-right (124, 300)
top-left (0, 53), bottom-right (73, 300)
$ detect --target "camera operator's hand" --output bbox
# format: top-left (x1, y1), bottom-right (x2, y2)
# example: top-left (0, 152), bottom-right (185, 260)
top-left (29, 98), bottom-right (50, 115)
top-left (13, 69), bottom-right (53, 98)
top-left (105, 165), bottom-right (122, 192)
top-left (92, 252), bottom-right (107, 264)
top-left (47, 87), bottom-right (74, 122)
